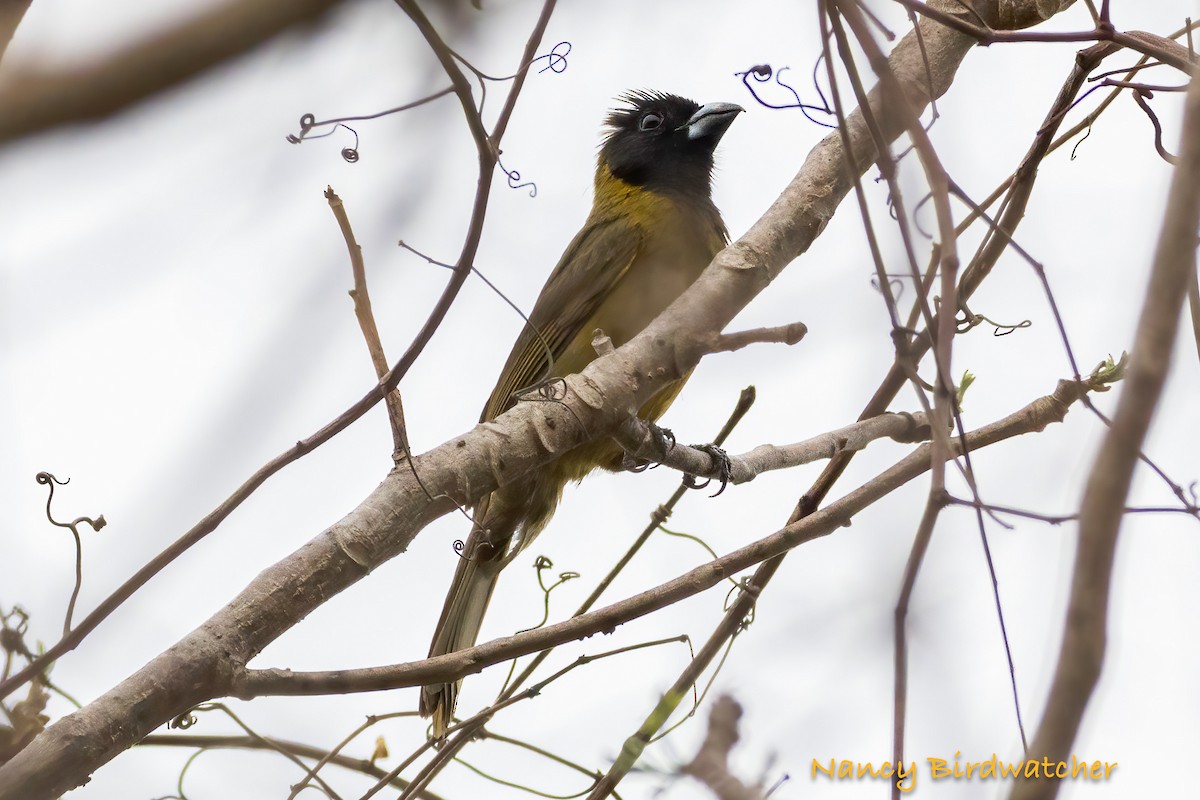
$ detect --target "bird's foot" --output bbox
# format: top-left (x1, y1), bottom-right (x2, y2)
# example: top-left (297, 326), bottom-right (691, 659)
top-left (682, 444), bottom-right (733, 497)
top-left (621, 452), bottom-right (651, 472)
top-left (651, 423), bottom-right (676, 453)
top-left (621, 422), bottom-right (675, 473)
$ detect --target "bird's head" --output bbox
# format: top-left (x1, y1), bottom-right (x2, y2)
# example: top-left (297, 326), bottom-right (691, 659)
top-left (598, 91), bottom-right (742, 199)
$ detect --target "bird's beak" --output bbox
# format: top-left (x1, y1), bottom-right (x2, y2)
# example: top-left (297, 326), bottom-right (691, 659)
top-left (680, 102), bottom-right (744, 141)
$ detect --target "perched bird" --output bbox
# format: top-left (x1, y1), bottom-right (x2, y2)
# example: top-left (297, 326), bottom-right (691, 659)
top-left (420, 91), bottom-right (742, 736)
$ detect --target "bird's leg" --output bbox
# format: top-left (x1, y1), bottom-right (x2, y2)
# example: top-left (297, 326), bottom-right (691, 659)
top-left (682, 444), bottom-right (733, 497)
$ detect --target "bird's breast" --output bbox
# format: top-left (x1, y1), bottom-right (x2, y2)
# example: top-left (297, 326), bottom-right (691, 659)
top-left (586, 216), bottom-right (717, 347)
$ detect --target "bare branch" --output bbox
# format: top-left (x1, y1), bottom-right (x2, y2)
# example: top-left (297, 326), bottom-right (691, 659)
top-left (1013, 61), bottom-right (1200, 800)
top-left (394, 0), bottom-right (490, 154)
top-left (614, 411), bottom-right (932, 485)
top-left (892, 0), bottom-right (1197, 71)
top-left (831, 4), bottom-right (966, 786)
top-left (0, 0), bottom-right (557, 709)
top-left (0, 0), bottom-right (347, 144)
top-left (325, 186), bottom-right (408, 457)
top-left (0, 0), bottom-right (32, 65)
top-left (230, 378), bottom-right (1092, 701)
top-left (706, 322), bottom-right (807, 354)
top-left (487, 0), bottom-right (558, 143)
top-left (139, 734), bottom-right (445, 799)
top-left (681, 696), bottom-right (763, 800)
top-left (389, 388), bottom-right (758, 790)
top-left (587, 2), bottom-right (1091, 795)
top-left (0, 2), bottom-right (1091, 794)
top-left (1188, 258), bottom-right (1200, 362)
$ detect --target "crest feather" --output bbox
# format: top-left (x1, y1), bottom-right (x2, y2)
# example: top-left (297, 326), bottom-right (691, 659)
top-left (603, 90), bottom-right (698, 134)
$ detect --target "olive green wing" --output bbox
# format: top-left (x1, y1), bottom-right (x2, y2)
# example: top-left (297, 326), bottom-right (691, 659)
top-left (481, 214), bottom-right (642, 422)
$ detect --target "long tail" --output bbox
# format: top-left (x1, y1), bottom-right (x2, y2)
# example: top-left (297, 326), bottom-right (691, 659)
top-left (419, 543), bottom-right (502, 737)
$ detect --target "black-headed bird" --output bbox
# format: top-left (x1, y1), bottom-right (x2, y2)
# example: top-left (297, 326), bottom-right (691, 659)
top-left (420, 91), bottom-right (742, 736)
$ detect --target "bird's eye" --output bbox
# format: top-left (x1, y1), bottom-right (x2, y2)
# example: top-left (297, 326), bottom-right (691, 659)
top-left (639, 112), bottom-right (663, 131)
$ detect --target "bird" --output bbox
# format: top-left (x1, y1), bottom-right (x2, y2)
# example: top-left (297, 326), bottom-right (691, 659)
top-left (420, 90), bottom-right (742, 737)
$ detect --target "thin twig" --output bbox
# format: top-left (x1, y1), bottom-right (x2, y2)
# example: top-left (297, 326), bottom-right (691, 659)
top-left (325, 186), bottom-right (408, 456)
top-left (891, 0), bottom-right (1197, 71)
top-left (832, 4), bottom-right (965, 787)
top-left (946, 495), bottom-right (1199, 525)
top-left (480, 729), bottom-right (616, 796)
top-left (365, 638), bottom-right (685, 800)
top-left (139, 733), bottom-right (444, 800)
top-left (169, 702), bottom-right (344, 799)
top-left (33, 473), bottom-right (106, 638)
top-left (284, 710), bottom-right (420, 800)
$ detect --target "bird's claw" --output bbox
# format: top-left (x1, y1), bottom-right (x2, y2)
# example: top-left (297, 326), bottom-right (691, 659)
top-left (682, 444), bottom-right (733, 497)
top-left (650, 423), bottom-right (676, 453)
top-left (621, 451), bottom-right (651, 473)
top-left (623, 422), bottom-right (674, 473)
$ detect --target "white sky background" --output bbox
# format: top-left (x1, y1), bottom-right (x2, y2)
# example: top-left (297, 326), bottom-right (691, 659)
top-left (2, 1), bottom-right (1198, 798)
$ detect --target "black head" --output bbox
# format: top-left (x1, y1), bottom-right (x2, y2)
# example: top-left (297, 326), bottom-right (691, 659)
top-left (599, 90), bottom-right (742, 198)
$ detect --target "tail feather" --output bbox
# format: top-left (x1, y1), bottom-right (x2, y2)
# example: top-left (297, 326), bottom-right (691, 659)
top-left (420, 551), bottom-right (501, 737)
top-left (420, 474), bottom-right (545, 737)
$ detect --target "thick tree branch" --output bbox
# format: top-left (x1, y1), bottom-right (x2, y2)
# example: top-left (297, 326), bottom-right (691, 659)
top-left (0, 1), bottom-right (1085, 795)
top-left (1188, 261), bottom-right (1200, 362)
top-left (0, 0), bottom-right (31, 65)
top-left (230, 377), bottom-right (1093, 699)
top-left (586, 1), bottom-right (1085, 796)
top-left (0, 0), bottom-right (554, 709)
top-left (0, 0), bottom-right (346, 144)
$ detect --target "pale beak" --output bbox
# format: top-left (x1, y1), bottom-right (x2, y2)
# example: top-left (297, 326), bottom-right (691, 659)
top-left (681, 102), bottom-right (744, 141)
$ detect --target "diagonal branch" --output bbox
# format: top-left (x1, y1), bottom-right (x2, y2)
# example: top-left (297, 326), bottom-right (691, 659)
top-left (231, 377), bottom-right (1098, 701)
top-left (139, 734), bottom-right (445, 799)
top-left (0, 2), bottom-right (1083, 796)
top-left (586, 1), bottom-right (1086, 795)
top-left (0, 0), bottom-right (32, 65)
top-left (1011, 61), bottom-right (1200, 800)
top-left (0, 0), bottom-right (556, 709)
top-left (0, 0), bottom-right (347, 144)
top-left (325, 186), bottom-right (409, 456)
